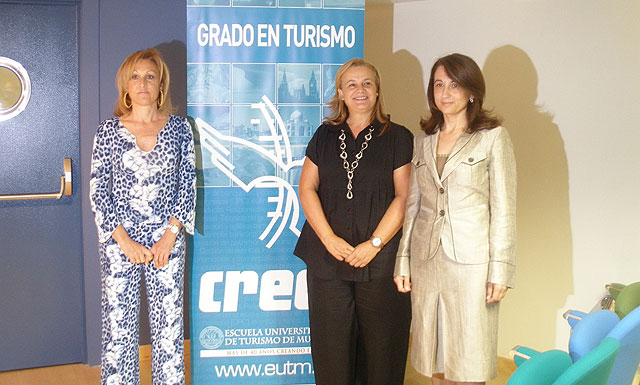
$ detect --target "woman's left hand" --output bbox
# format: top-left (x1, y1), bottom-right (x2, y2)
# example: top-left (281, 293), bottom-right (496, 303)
top-left (486, 282), bottom-right (508, 303)
top-left (150, 231), bottom-right (177, 269)
top-left (344, 241), bottom-right (380, 268)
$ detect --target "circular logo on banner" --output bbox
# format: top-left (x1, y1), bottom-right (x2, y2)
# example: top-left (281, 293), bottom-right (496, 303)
top-left (199, 326), bottom-right (224, 349)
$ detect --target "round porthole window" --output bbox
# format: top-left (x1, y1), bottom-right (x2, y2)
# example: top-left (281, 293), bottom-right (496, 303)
top-left (0, 57), bottom-right (31, 122)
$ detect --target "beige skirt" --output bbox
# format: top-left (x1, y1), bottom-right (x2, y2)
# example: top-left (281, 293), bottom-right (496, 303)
top-left (409, 245), bottom-right (499, 382)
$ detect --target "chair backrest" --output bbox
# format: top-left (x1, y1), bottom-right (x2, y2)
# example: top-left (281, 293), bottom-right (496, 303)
top-left (607, 283), bottom-right (626, 301)
top-left (568, 310), bottom-right (619, 362)
top-left (606, 305), bottom-right (640, 385)
top-left (564, 309), bottom-right (588, 329)
top-left (506, 350), bottom-right (573, 385)
top-left (615, 281), bottom-right (640, 319)
top-left (553, 337), bottom-right (620, 385)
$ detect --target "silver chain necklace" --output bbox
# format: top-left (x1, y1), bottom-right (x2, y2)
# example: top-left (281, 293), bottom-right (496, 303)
top-left (339, 125), bottom-right (375, 199)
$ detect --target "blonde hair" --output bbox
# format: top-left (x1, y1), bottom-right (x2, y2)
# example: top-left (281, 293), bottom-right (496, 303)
top-left (324, 58), bottom-right (390, 134)
top-left (113, 48), bottom-right (174, 116)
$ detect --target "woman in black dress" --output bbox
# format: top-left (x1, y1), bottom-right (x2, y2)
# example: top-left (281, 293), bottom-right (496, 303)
top-left (294, 58), bottom-right (413, 385)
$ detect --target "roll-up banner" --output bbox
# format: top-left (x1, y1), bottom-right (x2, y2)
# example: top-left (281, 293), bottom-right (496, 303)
top-left (187, 0), bottom-right (364, 383)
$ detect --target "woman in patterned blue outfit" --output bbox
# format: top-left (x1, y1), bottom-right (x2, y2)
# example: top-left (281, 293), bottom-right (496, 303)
top-left (90, 48), bottom-right (196, 385)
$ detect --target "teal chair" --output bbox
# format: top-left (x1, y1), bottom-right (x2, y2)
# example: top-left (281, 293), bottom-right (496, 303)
top-left (562, 301), bottom-right (640, 385)
top-left (507, 338), bottom-right (620, 385)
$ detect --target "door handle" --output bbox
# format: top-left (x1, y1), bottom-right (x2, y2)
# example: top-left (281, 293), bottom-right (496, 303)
top-left (0, 158), bottom-right (72, 200)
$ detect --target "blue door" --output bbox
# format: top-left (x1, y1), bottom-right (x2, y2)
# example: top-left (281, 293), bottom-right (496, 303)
top-left (0, 1), bottom-right (84, 370)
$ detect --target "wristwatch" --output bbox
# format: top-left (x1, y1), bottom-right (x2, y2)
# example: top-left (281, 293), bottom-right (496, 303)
top-left (370, 236), bottom-right (383, 248)
top-left (166, 224), bottom-right (179, 235)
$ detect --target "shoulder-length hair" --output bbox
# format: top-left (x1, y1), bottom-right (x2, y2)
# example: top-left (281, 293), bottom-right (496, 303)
top-left (324, 58), bottom-right (390, 135)
top-left (420, 53), bottom-right (502, 135)
top-left (113, 48), bottom-right (174, 117)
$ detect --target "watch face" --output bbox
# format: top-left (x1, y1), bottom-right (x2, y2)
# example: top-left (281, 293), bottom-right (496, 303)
top-left (371, 237), bottom-right (382, 247)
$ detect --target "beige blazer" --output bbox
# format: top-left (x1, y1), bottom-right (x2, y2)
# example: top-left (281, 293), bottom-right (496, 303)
top-left (395, 126), bottom-right (517, 287)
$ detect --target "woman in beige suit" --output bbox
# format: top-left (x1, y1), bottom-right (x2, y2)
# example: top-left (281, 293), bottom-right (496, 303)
top-left (394, 53), bottom-right (516, 385)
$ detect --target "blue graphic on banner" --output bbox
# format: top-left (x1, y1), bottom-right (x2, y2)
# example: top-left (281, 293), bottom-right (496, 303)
top-left (188, 1), bottom-right (363, 383)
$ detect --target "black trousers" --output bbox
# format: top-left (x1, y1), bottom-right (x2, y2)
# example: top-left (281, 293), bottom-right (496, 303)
top-left (307, 273), bottom-right (412, 385)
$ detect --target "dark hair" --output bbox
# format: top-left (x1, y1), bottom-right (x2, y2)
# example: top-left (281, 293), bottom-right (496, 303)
top-left (324, 57), bottom-right (390, 135)
top-left (421, 53), bottom-right (501, 135)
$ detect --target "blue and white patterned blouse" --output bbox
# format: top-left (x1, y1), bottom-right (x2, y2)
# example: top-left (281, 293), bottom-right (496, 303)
top-left (90, 114), bottom-right (196, 243)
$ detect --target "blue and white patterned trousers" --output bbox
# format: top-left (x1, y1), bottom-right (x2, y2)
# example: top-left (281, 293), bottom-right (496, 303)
top-left (99, 227), bottom-right (185, 385)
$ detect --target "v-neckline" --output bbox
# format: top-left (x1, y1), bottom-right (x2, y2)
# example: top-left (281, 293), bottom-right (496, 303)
top-left (118, 116), bottom-right (169, 153)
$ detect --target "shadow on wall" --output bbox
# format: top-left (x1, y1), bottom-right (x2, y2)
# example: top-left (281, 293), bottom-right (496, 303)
top-left (155, 40), bottom-right (187, 117)
top-left (483, 45), bottom-right (573, 351)
top-left (364, 4), bottom-right (428, 133)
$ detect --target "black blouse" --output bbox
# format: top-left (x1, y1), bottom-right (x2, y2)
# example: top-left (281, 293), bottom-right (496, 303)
top-left (294, 120), bottom-right (413, 281)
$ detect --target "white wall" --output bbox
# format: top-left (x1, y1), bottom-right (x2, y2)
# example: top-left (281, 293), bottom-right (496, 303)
top-left (366, 0), bottom-right (640, 356)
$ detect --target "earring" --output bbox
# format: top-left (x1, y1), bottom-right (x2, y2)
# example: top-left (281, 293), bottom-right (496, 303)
top-left (123, 92), bottom-right (132, 109)
top-left (157, 89), bottom-right (164, 108)
top-left (469, 97), bottom-right (474, 103)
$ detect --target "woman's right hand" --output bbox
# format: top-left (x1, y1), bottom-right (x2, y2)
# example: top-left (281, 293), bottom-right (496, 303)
top-left (394, 275), bottom-right (412, 293)
top-left (112, 225), bottom-right (153, 265)
top-left (321, 234), bottom-right (355, 261)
